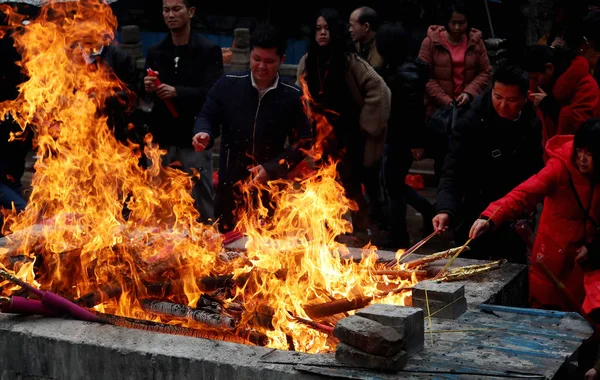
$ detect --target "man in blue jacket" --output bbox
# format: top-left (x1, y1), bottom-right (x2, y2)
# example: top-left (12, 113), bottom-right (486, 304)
top-left (192, 26), bottom-right (312, 232)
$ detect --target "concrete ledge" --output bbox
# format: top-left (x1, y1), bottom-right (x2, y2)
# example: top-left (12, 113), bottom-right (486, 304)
top-left (0, 315), bottom-right (315, 380)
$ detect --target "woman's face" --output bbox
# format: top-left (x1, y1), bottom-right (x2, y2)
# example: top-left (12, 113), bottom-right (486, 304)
top-left (576, 147), bottom-right (594, 176)
top-left (316, 16), bottom-right (330, 47)
top-left (447, 12), bottom-right (468, 37)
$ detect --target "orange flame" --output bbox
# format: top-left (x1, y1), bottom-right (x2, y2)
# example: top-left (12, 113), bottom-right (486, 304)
top-left (0, 1), bottom-right (418, 353)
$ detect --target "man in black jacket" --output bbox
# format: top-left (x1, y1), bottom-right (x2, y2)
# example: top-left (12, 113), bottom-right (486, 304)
top-left (432, 65), bottom-right (544, 263)
top-left (192, 26), bottom-right (312, 232)
top-left (144, 0), bottom-right (223, 224)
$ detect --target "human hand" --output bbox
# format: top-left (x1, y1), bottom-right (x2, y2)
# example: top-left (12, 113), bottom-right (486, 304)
top-left (528, 87), bottom-right (547, 107)
top-left (585, 368), bottom-right (599, 380)
top-left (469, 218), bottom-right (491, 240)
top-left (192, 132), bottom-right (210, 152)
top-left (456, 93), bottom-right (471, 107)
top-left (576, 245), bottom-right (589, 265)
top-left (144, 75), bottom-right (158, 93)
top-left (432, 213), bottom-right (450, 233)
top-left (411, 148), bottom-right (425, 161)
top-left (156, 84), bottom-right (177, 100)
top-left (248, 165), bottom-right (269, 184)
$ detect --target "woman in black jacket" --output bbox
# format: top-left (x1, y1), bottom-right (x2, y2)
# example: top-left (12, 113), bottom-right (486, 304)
top-left (377, 23), bottom-right (434, 248)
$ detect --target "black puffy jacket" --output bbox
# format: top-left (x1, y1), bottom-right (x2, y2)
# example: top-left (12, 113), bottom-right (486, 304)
top-left (384, 58), bottom-right (429, 147)
top-left (436, 90), bottom-right (544, 221)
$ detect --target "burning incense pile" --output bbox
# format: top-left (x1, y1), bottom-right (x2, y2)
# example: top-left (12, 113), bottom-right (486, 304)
top-left (0, 0), bottom-right (505, 353)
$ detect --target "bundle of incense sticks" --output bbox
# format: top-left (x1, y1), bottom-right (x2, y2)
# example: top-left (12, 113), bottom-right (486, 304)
top-left (436, 259), bottom-right (506, 282)
top-left (385, 231), bottom-right (438, 268)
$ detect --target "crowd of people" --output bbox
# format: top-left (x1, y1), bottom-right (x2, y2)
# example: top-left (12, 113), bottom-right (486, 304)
top-left (1, 0), bottom-right (600, 375)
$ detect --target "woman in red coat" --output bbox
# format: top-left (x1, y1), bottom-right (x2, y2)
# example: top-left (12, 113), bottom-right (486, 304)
top-left (470, 119), bottom-right (600, 312)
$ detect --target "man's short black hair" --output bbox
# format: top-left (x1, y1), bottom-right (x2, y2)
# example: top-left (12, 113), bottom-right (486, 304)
top-left (521, 45), bottom-right (555, 73)
top-left (492, 64), bottom-right (530, 95)
top-left (249, 25), bottom-right (287, 57)
top-left (357, 6), bottom-right (380, 32)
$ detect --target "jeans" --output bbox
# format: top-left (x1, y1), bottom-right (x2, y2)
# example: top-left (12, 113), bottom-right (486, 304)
top-left (150, 146), bottom-right (215, 224)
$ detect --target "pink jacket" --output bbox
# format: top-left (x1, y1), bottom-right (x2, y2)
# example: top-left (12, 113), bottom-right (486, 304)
top-left (418, 26), bottom-right (492, 119)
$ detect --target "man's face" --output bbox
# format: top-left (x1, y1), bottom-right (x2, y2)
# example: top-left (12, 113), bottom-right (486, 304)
top-left (528, 64), bottom-right (554, 89)
top-left (250, 47), bottom-right (284, 85)
top-left (349, 9), bottom-right (368, 43)
top-left (491, 82), bottom-right (527, 120)
top-left (162, 0), bottom-right (194, 31)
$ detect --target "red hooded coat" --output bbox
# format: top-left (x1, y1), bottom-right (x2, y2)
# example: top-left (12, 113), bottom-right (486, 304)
top-left (537, 56), bottom-right (600, 150)
top-left (481, 135), bottom-right (600, 311)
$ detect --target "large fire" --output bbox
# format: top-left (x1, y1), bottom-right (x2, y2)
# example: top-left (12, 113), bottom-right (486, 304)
top-left (0, 0), bottom-right (419, 353)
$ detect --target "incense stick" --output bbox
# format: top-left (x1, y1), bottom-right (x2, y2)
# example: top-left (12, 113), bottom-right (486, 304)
top-left (385, 231), bottom-right (438, 268)
top-left (433, 207), bottom-right (502, 280)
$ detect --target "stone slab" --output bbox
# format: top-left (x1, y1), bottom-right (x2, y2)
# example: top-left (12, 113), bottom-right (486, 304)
top-left (333, 315), bottom-right (403, 357)
top-left (335, 342), bottom-right (407, 372)
top-left (0, 314), bottom-right (315, 380)
top-left (413, 297), bottom-right (468, 319)
top-left (412, 281), bottom-right (465, 303)
top-left (356, 305), bottom-right (424, 357)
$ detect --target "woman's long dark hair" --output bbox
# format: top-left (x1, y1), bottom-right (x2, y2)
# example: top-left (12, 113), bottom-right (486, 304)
top-left (304, 8), bottom-right (355, 95)
top-left (574, 118), bottom-right (600, 180)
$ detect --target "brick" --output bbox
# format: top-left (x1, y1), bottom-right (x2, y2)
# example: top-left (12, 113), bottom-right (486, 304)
top-left (335, 342), bottom-right (408, 372)
top-left (412, 280), bottom-right (464, 303)
top-left (333, 315), bottom-right (403, 357)
top-left (413, 296), bottom-right (467, 319)
top-left (357, 305), bottom-right (424, 356)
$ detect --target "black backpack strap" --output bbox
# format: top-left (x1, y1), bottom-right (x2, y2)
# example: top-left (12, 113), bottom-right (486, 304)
top-left (567, 171), bottom-right (599, 229)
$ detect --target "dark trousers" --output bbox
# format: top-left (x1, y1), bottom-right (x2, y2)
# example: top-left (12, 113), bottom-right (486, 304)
top-left (362, 160), bottom-right (385, 223)
top-left (215, 182), bottom-right (273, 233)
top-left (383, 144), bottom-right (433, 245)
top-left (337, 155), bottom-right (369, 232)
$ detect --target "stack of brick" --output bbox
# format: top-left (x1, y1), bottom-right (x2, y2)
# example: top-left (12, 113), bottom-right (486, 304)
top-left (226, 28), bottom-right (250, 73)
top-left (334, 305), bottom-right (424, 372)
top-left (484, 38), bottom-right (508, 69)
top-left (119, 25), bottom-right (144, 64)
top-left (412, 280), bottom-right (467, 319)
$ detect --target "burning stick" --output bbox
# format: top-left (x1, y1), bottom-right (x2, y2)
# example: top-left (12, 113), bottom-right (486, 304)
top-left (435, 259), bottom-right (506, 282)
top-left (99, 313), bottom-right (268, 346)
top-left (303, 285), bottom-right (415, 320)
top-left (370, 269), bottom-right (427, 277)
top-left (0, 296), bottom-right (61, 317)
top-left (292, 315), bottom-right (335, 335)
top-left (141, 300), bottom-right (236, 330)
top-left (303, 297), bottom-right (374, 319)
top-left (403, 247), bottom-right (470, 269)
top-left (0, 269), bottom-right (102, 322)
